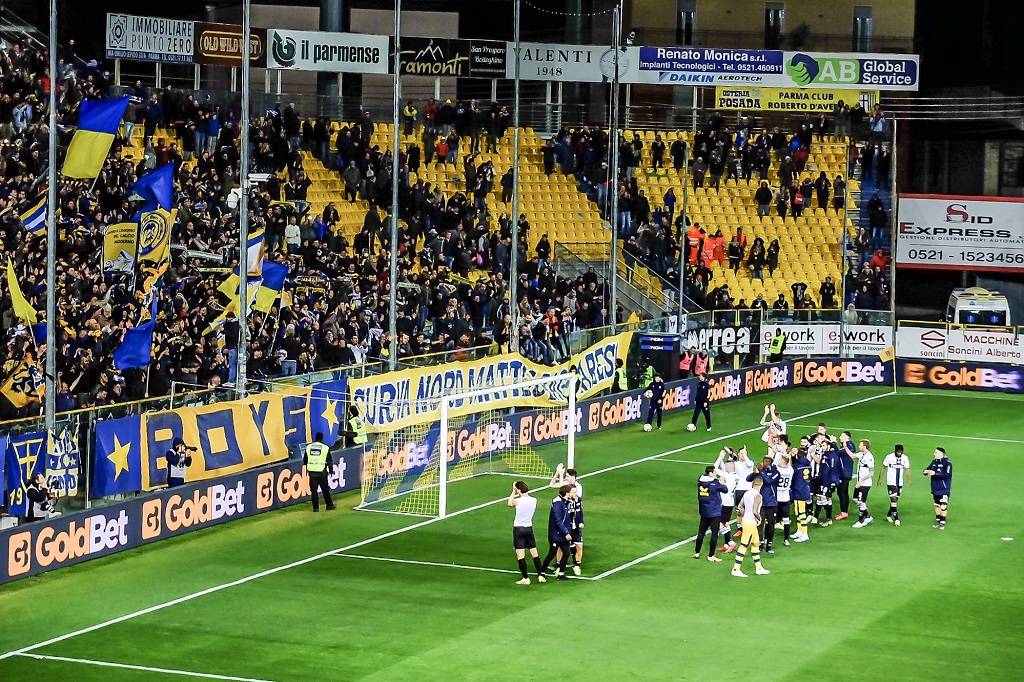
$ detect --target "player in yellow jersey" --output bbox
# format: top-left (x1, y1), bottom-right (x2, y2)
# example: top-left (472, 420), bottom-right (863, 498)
top-left (732, 474), bottom-right (770, 578)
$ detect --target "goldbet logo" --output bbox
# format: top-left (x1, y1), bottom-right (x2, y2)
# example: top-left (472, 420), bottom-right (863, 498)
top-left (795, 361), bottom-right (885, 384)
top-left (9, 512), bottom-right (130, 575)
top-left (708, 375), bottom-right (742, 401)
top-left (373, 438), bottom-right (432, 477)
top-left (7, 531), bottom-right (31, 576)
top-left (519, 412), bottom-right (576, 446)
top-left (662, 385), bottom-right (692, 411)
top-left (455, 422), bottom-right (514, 458)
top-left (903, 363), bottom-right (1022, 390)
top-left (142, 499), bottom-right (162, 539)
top-left (587, 395), bottom-right (643, 430)
top-left (256, 471), bottom-right (276, 509)
top-left (745, 366), bottom-right (790, 394)
top-left (275, 467), bottom-right (312, 503)
top-left (162, 483), bottom-right (245, 533)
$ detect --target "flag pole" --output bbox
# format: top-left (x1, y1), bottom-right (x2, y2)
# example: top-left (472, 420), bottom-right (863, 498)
top-left (236, 0), bottom-right (252, 397)
top-left (387, 0), bottom-right (402, 370)
top-left (44, 0), bottom-right (57, 444)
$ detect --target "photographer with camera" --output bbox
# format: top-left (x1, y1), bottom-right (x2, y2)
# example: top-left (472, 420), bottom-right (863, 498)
top-left (166, 438), bottom-right (197, 488)
top-left (25, 473), bottom-right (58, 522)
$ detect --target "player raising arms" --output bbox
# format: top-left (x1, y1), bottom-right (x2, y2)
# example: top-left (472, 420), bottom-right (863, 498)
top-left (759, 403), bottom-right (787, 445)
top-left (878, 444), bottom-right (911, 526)
top-left (924, 447), bottom-right (953, 529)
top-left (775, 452), bottom-right (794, 545)
top-left (851, 439), bottom-right (875, 528)
top-left (508, 481), bottom-right (546, 585)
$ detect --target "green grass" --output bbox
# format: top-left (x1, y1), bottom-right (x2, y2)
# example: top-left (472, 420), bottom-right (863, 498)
top-left (1, 385), bottom-right (1022, 681)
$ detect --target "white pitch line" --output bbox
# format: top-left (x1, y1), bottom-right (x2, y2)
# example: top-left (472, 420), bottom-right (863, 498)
top-left (14, 653), bottom-right (275, 682)
top-left (591, 535), bottom-right (699, 580)
top-left (0, 389), bottom-right (894, 661)
top-left (789, 422), bottom-right (1024, 444)
top-left (333, 552), bottom-right (598, 580)
top-left (334, 553), bottom-right (519, 576)
top-left (649, 458), bottom-right (713, 465)
top-left (354, 507), bottom-right (436, 518)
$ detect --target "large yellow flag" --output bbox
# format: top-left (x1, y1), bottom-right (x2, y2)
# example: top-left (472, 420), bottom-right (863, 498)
top-left (137, 208), bottom-right (176, 265)
top-left (5, 260), bottom-right (37, 324)
top-left (0, 357), bottom-right (44, 408)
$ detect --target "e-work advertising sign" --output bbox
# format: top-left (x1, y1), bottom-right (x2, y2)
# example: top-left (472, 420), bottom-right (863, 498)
top-left (106, 13), bottom-right (195, 64)
top-left (267, 28), bottom-right (388, 73)
top-left (896, 194), bottom-right (1024, 272)
top-left (0, 452), bottom-right (359, 584)
top-left (762, 324), bottom-right (892, 356)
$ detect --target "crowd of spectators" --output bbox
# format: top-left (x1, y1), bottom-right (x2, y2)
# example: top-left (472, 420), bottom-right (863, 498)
top-left (0, 37), bottom-right (894, 419)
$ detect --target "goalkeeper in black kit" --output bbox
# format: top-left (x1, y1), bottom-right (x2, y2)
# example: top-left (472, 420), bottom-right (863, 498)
top-left (688, 372), bottom-right (712, 432)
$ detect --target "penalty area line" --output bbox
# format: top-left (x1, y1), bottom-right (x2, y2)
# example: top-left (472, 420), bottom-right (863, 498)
top-left (592, 535), bottom-right (699, 580)
top-left (333, 552), bottom-right (597, 580)
top-left (13, 653), bottom-right (274, 682)
top-left (0, 389), bottom-right (895, 661)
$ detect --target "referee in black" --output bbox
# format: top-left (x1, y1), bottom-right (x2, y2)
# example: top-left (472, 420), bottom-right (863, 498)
top-left (304, 432), bottom-right (336, 512)
top-left (689, 371), bottom-right (712, 431)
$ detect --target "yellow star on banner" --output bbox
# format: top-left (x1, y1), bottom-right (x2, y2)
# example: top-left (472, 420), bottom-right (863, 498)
top-left (322, 398), bottom-right (341, 435)
top-left (107, 434), bottom-right (132, 479)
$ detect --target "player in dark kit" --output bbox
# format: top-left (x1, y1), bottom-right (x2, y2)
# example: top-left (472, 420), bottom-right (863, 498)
top-left (541, 485), bottom-right (574, 579)
top-left (688, 372), bottom-right (712, 432)
top-left (644, 373), bottom-right (666, 430)
top-left (924, 447), bottom-right (953, 529)
top-left (694, 466), bottom-right (728, 562)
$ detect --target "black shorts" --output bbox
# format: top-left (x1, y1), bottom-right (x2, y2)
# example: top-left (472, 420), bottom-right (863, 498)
top-left (817, 484), bottom-right (835, 499)
top-left (570, 527), bottom-right (584, 544)
top-left (887, 485), bottom-right (903, 498)
top-left (854, 486), bottom-right (870, 503)
top-left (513, 526), bottom-right (536, 550)
top-left (720, 505), bottom-right (734, 522)
top-left (777, 501), bottom-right (791, 519)
top-left (932, 494), bottom-right (949, 506)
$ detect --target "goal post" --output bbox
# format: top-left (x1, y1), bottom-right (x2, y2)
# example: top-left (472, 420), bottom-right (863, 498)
top-left (437, 372), bottom-right (576, 518)
top-left (359, 371), bottom-right (577, 519)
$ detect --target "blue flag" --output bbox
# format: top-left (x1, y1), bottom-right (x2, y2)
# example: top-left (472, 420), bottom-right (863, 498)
top-left (131, 163), bottom-right (175, 211)
top-left (92, 415), bottom-right (142, 497)
top-left (5, 431), bottom-right (47, 515)
top-left (113, 320), bottom-right (155, 370)
top-left (32, 323), bottom-right (46, 345)
top-left (309, 379), bottom-right (348, 447)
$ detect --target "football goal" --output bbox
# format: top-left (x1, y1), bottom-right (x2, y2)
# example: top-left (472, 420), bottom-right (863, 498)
top-left (358, 373), bottom-right (577, 519)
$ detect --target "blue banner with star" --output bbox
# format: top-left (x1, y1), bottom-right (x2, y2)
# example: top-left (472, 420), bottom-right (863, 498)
top-left (93, 415), bottom-right (142, 497)
top-left (309, 379), bottom-right (348, 447)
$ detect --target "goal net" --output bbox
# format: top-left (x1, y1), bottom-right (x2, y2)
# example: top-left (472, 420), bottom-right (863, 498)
top-left (358, 374), bottom-right (577, 518)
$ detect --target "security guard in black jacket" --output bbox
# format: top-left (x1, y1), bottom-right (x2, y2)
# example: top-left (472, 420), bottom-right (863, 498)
top-left (304, 432), bottom-right (336, 512)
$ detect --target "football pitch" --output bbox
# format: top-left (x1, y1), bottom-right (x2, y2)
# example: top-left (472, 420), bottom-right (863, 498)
top-left (1, 385), bottom-right (1022, 681)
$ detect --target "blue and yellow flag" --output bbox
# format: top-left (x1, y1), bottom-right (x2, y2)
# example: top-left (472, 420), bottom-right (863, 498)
top-left (62, 96), bottom-right (130, 179)
top-left (92, 415), bottom-right (143, 497)
top-left (0, 357), bottom-right (44, 408)
top-left (4, 431), bottom-right (46, 515)
top-left (254, 261), bottom-right (288, 313)
top-left (137, 208), bottom-right (176, 265)
top-left (19, 197), bottom-right (46, 234)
